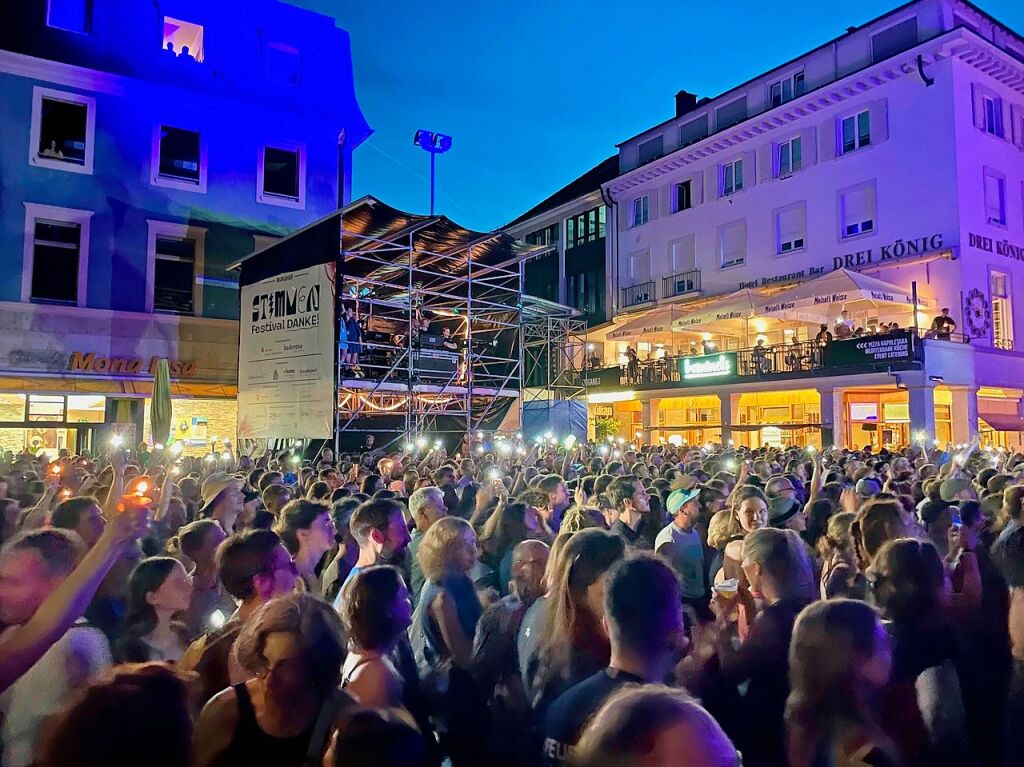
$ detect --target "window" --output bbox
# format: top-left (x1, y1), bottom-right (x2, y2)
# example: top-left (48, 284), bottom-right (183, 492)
top-left (839, 183), bottom-right (876, 238)
top-left (775, 203), bottom-right (807, 254)
top-left (158, 126), bottom-right (200, 183)
top-left (146, 221), bottom-right (205, 315)
top-left (991, 271), bottom-right (1014, 350)
top-left (630, 196), bottom-right (649, 227)
top-left (629, 251), bottom-right (651, 284)
top-left (257, 144), bottom-right (306, 209)
top-left (28, 395), bottom-right (66, 423)
top-left (265, 43), bottom-right (301, 85)
top-left (983, 96), bottom-right (1004, 138)
top-left (673, 180), bottom-right (693, 212)
top-left (841, 111), bottom-right (871, 154)
top-left (720, 220), bottom-right (746, 268)
top-left (678, 115), bottom-right (709, 148)
top-left (47, 0), bottom-right (92, 33)
top-left (566, 208), bottom-right (603, 249)
top-left (777, 136), bottom-right (802, 176)
top-left (721, 159), bottom-right (743, 196)
top-left (525, 222), bottom-right (559, 248)
top-left (162, 17), bottom-right (204, 62)
top-left (638, 136), bottom-right (664, 164)
top-left (22, 203), bottom-right (91, 306)
top-left (30, 87), bottom-right (95, 174)
top-left (769, 72), bottom-right (805, 107)
top-left (871, 17), bottom-right (918, 63)
top-left (716, 97), bottom-right (747, 130)
top-left (984, 168), bottom-right (1007, 226)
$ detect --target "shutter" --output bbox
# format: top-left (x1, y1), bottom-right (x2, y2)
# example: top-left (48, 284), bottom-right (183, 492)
top-left (1012, 104), bottom-right (1024, 149)
top-left (869, 99), bottom-right (889, 144)
top-left (705, 166), bottom-right (719, 201)
top-left (800, 127), bottom-right (818, 167)
top-left (819, 118), bottom-right (836, 162)
top-left (971, 83), bottom-right (987, 131)
top-left (742, 150), bottom-right (757, 188)
top-left (662, 183), bottom-right (674, 217)
top-left (647, 188), bottom-right (659, 221)
top-left (692, 170), bottom-right (705, 204)
top-left (757, 143), bottom-right (774, 183)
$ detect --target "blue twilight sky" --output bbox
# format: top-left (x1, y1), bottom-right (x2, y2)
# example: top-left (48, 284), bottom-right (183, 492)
top-left (292, 0), bottom-right (1024, 232)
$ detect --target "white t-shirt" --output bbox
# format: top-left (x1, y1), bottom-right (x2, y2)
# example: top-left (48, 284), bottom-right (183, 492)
top-left (0, 619), bottom-right (111, 767)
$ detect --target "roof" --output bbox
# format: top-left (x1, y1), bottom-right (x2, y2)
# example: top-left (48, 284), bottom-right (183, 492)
top-left (505, 156), bottom-right (618, 228)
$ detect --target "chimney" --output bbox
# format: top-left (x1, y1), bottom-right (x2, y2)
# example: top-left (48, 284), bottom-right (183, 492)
top-left (675, 90), bottom-right (698, 117)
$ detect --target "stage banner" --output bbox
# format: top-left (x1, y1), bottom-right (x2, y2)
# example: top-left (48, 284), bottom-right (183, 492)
top-left (238, 263), bottom-right (336, 439)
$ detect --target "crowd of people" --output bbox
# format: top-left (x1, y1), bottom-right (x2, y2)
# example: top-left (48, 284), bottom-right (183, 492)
top-left (1, 432), bottom-right (1024, 767)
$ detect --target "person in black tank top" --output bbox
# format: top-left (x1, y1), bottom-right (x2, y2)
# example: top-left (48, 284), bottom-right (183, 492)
top-left (192, 594), bottom-right (355, 767)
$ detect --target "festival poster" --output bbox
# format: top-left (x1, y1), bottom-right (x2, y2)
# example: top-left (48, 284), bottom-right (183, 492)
top-left (237, 263), bottom-right (335, 439)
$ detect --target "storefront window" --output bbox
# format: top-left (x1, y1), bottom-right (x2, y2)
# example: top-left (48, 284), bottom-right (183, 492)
top-left (67, 395), bottom-right (105, 423)
top-left (27, 394), bottom-right (65, 422)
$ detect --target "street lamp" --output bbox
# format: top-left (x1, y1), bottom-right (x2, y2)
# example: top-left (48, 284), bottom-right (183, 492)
top-left (413, 130), bottom-right (452, 216)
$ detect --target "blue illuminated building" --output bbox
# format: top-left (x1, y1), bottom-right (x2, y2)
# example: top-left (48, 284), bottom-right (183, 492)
top-left (0, 0), bottom-right (370, 455)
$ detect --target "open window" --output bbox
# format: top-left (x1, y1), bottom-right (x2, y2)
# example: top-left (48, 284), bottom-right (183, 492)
top-left (162, 17), bottom-right (204, 62)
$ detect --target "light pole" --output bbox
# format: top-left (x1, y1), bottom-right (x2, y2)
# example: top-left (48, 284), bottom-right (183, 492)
top-left (413, 130), bottom-right (452, 216)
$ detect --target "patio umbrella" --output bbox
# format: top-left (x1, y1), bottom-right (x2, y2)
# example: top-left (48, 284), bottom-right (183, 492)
top-left (150, 358), bottom-right (173, 447)
top-left (759, 269), bottom-right (929, 324)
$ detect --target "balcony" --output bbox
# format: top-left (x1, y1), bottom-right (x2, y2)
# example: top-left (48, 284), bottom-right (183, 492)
top-left (586, 330), bottom-right (928, 392)
top-left (662, 269), bottom-right (701, 299)
top-left (621, 281), bottom-right (655, 309)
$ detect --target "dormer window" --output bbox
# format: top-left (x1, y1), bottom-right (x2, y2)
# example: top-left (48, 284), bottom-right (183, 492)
top-left (769, 71), bottom-right (805, 107)
top-left (162, 17), bottom-right (204, 63)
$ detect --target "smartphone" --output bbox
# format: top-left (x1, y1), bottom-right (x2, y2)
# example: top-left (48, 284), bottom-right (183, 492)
top-left (951, 511), bottom-right (962, 528)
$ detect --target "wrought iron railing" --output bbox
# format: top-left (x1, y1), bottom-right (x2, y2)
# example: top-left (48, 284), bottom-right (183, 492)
top-left (621, 281), bottom-right (656, 309)
top-left (662, 270), bottom-right (701, 298)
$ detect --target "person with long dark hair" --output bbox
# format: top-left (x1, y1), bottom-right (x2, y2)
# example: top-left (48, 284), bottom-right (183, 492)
top-left (117, 557), bottom-right (192, 663)
top-left (274, 500), bottom-right (336, 593)
top-left (479, 501), bottom-right (548, 594)
top-left (786, 600), bottom-right (899, 767)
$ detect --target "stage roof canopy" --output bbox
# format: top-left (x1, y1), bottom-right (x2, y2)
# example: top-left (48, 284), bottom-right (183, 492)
top-left (230, 196), bottom-right (543, 287)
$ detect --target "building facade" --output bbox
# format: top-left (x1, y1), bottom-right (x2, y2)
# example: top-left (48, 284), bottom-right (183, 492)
top-left (591, 0), bottom-right (1024, 449)
top-left (0, 0), bottom-right (370, 455)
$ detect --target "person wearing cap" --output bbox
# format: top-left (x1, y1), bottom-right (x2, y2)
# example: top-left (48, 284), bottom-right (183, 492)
top-left (768, 496), bottom-right (806, 533)
top-left (198, 472), bottom-right (244, 534)
top-left (940, 477), bottom-right (977, 504)
top-left (655, 487), bottom-right (707, 615)
top-left (606, 475), bottom-right (651, 549)
top-left (854, 476), bottom-right (882, 500)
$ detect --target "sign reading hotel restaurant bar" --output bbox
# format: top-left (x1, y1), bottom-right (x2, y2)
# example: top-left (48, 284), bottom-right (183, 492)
top-left (738, 233), bottom-right (944, 290)
top-left (67, 353), bottom-right (197, 378)
top-left (823, 331), bottom-right (914, 368)
top-left (238, 263), bottom-right (335, 439)
top-left (584, 366), bottom-right (624, 392)
top-left (680, 352), bottom-right (737, 381)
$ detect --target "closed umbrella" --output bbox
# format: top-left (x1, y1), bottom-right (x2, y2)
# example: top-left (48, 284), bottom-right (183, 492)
top-left (150, 358), bottom-right (173, 447)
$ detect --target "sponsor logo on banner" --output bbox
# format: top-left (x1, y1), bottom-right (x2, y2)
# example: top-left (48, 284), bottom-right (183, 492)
top-left (681, 353), bottom-right (736, 380)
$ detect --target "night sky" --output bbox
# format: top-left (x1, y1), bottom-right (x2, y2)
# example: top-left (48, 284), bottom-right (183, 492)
top-left (292, 0), bottom-right (1024, 232)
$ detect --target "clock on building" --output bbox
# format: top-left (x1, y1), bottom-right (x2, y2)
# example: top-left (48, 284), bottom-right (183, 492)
top-left (963, 288), bottom-right (991, 339)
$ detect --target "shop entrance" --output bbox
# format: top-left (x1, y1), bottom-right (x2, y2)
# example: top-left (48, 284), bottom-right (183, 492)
top-left (0, 394), bottom-right (106, 458)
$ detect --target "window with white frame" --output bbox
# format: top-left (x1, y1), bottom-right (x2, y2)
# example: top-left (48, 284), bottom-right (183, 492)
top-left (146, 221), bottom-right (205, 315)
top-left (777, 136), bottom-right (802, 176)
top-left (162, 17), bottom-right (204, 62)
top-left (984, 168), bottom-right (1007, 226)
top-left (22, 203), bottom-right (92, 306)
top-left (638, 136), bottom-right (664, 164)
top-left (673, 179), bottom-right (693, 213)
top-left (628, 250), bottom-right (651, 284)
top-left (769, 71), bottom-right (805, 107)
top-left (157, 126), bottom-right (201, 184)
top-left (983, 95), bottom-right (1004, 138)
top-left (776, 203), bottom-right (807, 254)
top-left (671, 235), bottom-right (697, 273)
top-left (47, 0), bottom-right (92, 33)
top-left (991, 271), bottom-right (1014, 349)
top-left (630, 195), bottom-right (649, 227)
top-left (719, 220), bottom-right (746, 268)
top-left (30, 87), bottom-right (95, 174)
top-left (257, 145), bottom-right (306, 209)
top-left (841, 110), bottom-right (871, 154)
top-left (839, 183), bottom-right (876, 238)
top-left (721, 159), bottom-right (743, 196)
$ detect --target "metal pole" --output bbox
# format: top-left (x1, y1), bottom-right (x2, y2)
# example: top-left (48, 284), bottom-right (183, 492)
top-left (429, 152), bottom-right (436, 216)
top-left (912, 281), bottom-right (919, 335)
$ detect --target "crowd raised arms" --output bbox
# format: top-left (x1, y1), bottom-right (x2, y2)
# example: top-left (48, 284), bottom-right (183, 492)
top-left (1, 433), bottom-right (1023, 766)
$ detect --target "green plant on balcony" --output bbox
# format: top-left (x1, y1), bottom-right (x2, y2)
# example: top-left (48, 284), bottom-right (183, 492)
top-left (593, 415), bottom-right (619, 442)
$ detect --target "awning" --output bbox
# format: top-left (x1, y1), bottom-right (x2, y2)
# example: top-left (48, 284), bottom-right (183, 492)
top-left (979, 413), bottom-right (1024, 432)
top-left (759, 269), bottom-right (930, 324)
top-left (608, 305), bottom-right (680, 340)
top-left (726, 423), bottom-right (823, 432)
top-left (671, 289), bottom-right (767, 332)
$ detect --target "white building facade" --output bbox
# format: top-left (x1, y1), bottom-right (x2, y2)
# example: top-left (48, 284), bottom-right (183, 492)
top-left (592, 0), bottom-right (1024, 450)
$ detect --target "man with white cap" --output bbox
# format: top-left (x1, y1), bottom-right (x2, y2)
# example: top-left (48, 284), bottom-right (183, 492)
top-left (655, 487), bottom-right (707, 616)
top-left (198, 472), bottom-right (244, 534)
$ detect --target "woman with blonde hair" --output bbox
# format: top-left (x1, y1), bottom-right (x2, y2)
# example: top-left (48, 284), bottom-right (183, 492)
top-left (786, 599), bottom-right (898, 767)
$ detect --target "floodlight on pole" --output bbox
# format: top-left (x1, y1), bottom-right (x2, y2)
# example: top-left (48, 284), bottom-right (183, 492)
top-left (413, 130), bottom-right (452, 216)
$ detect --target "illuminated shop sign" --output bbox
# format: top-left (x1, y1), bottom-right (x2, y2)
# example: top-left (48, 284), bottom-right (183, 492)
top-left (681, 353), bottom-right (736, 380)
top-left (68, 352), bottom-right (197, 377)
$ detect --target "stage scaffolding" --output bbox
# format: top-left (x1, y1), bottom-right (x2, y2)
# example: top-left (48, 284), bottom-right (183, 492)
top-left (334, 198), bottom-right (533, 452)
top-left (521, 296), bottom-right (588, 406)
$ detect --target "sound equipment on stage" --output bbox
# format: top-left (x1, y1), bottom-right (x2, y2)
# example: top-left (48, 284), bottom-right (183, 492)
top-left (414, 348), bottom-right (458, 377)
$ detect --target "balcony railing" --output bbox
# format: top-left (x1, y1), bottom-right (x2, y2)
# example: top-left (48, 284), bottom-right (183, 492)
top-left (587, 330), bottom-right (927, 391)
top-left (662, 269), bottom-right (701, 299)
top-left (621, 281), bottom-right (655, 309)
